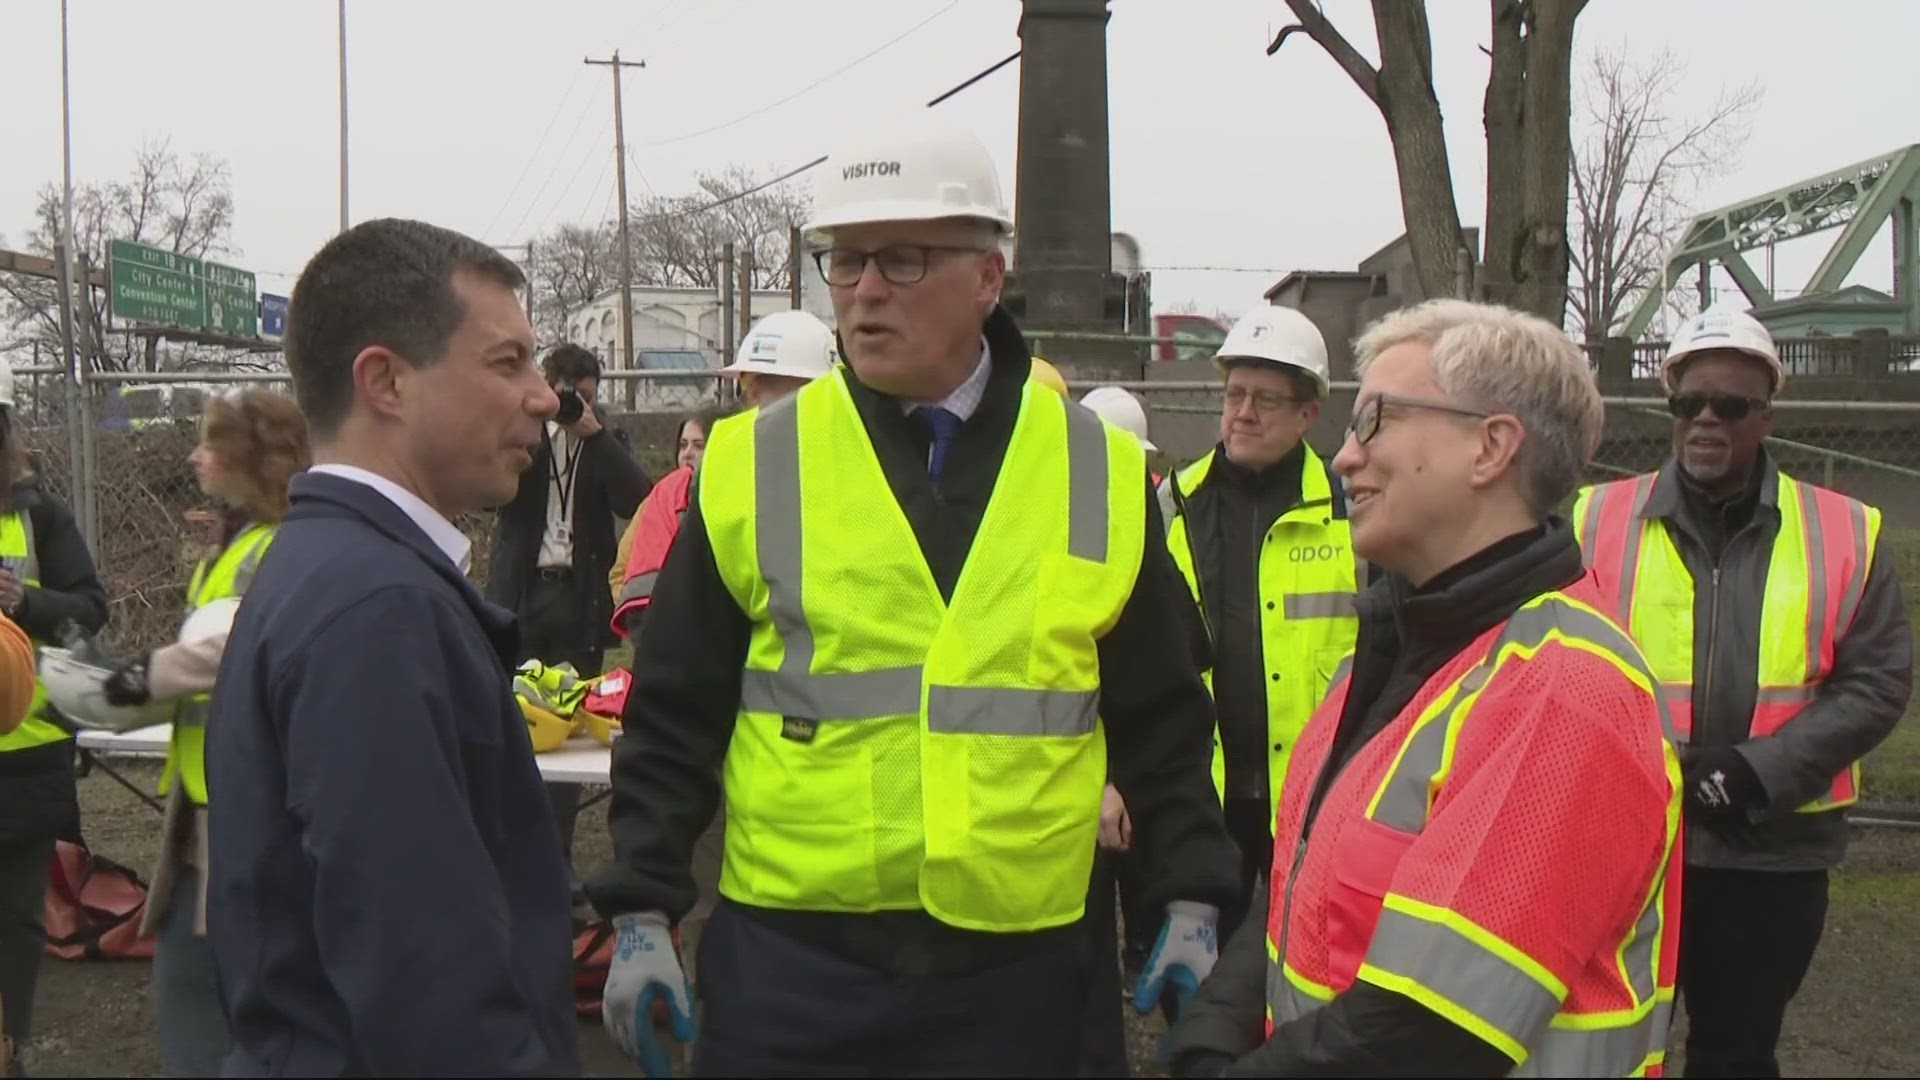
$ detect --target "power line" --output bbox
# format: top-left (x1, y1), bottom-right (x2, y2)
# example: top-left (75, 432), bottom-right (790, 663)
top-left (505, 113), bottom-right (611, 245)
top-left (479, 68), bottom-right (590, 240)
top-left (634, 1), bottom-right (961, 150)
top-left (635, 50), bottom-right (1021, 227)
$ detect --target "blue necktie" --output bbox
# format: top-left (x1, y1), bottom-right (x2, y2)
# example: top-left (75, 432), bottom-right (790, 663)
top-left (921, 406), bottom-right (963, 482)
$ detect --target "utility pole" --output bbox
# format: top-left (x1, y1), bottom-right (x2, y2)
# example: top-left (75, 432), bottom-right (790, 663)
top-left (338, 0), bottom-right (350, 232)
top-left (56, 0), bottom-right (91, 549)
top-left (584, 50), bottom-right (645, 374)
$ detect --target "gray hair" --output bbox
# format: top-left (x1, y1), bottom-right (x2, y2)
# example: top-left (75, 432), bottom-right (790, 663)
top-left (1352, 299), bottom-right (1604, 516)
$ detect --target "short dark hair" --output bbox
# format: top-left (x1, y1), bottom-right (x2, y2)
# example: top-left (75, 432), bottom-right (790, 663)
top-left (285, 218), bottom-right (525, 437)
top-left (542, 343), bottom-right (602, 384)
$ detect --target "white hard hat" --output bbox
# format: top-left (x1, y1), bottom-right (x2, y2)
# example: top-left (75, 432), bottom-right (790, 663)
top-left (180, 597), bottom-right (240, 645)
top-left (1214, 306), bottom-right (1331, 397)
top-left (722, 311), bottom-right (838, 381)
top-left (804, 112), bottom-right (1014, 240)
top-left (1662, 307), bottom-right (1784, 393)
top-left (37, 648), bottom-right (165, 733)
top-left (1080, 386), bottom-right (1157, 452)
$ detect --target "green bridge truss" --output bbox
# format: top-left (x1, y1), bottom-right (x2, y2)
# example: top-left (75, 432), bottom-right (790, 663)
top-left (1624, 143), bottom-right (1920, 339)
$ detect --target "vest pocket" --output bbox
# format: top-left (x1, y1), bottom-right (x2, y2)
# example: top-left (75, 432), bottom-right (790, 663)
top-left (1325, 816), bottom-right (1416, 980)
top-left (724, 714), bottom-right (882, 910)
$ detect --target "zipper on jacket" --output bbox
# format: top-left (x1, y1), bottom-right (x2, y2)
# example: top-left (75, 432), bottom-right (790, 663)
top-left (1693, 517), bottom-right (1758, 747)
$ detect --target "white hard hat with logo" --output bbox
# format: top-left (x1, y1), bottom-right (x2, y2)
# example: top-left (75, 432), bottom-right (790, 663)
top-left (1080, 386), bottom-right (1157, 452)
top-left (722, 311), bottom-right (838, 381)
top-left (1661, 307), bottom-right (1784, 393)
top-left (1214, 306), bottom-right (1331, 397)
top-left (804, 112), bottom-right (1014, 240)
top-left (37, 650), bottom-right (163, 733)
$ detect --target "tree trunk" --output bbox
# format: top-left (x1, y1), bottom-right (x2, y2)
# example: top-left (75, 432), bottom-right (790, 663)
top-left (1481, 0), bottom-right (1528, 305)
top-left (1512, 0), bottom-right (1584, 323)
top-left (1371, 1), bottom-right (1467, 302)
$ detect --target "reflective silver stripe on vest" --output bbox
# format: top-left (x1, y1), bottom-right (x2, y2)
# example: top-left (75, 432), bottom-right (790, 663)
top-left (15, 507), bottom-right (37, 585)
top-left (1365, 906), bottom-right (1562, 1048)
top-left (618, 571), bottom-right (659, 605)
top-left (1271, 977), bottom-right (1670, 1076)
top-left (1282, 592), bottom-right (1357, 620)
top-left (740, 666), bottom-right (923, 720)
top-left (744, 393), bottom-right (1112, 735)
top-left (230, 536), bottom-right (269, 598)
top-left (754, 398), bottom-right (814, 677)
top-left (1797, 481), bottom-right (1831, 686)
top-left (1834, 496), bottom-right (1872, 640)
top-left (927, 686), bottom-right (1100, 737)
top-left (1155, 476), bottom-right (1179, 536)
top-left (1064, 402), bottom-right (1110, 563)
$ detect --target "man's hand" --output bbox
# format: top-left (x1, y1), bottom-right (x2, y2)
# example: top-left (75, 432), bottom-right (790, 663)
top-left (102, 653), bottom-right (152, 707)
top-left (1099, 783), bottom-right (1133, 852)
top-left (1135, 900), bottom-right (1219, 1015)
top-left (603, 911), bottom-right (696, 1076)
top-left (0, 569), bottom-right (23, 616)
top-left (565, 406), bottom-right (604, 440)
top-left (1680, 745), bottom-right (1765, 827)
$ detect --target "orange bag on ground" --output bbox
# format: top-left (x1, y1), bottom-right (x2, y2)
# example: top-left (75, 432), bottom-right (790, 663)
top-left (43, 840), bottom-right (154, 960)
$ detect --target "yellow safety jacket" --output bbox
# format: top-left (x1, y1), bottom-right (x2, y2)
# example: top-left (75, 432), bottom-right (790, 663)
top-left (161, 523), bottom-right (276, 805)
top-left (0, 511), bottom-right (68, 755)
top-left (1572, 471), bottom-right (1880, 813)
top-left (700, 368), bottom-right (1145, 933)
top-left (1158, 446), bottom-right (1361, 811)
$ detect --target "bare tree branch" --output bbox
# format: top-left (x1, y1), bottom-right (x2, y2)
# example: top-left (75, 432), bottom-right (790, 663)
top-left (1280, 0), bottom-right (1382, 106)
top-left (1567, 46), bottom-right (1761, 339)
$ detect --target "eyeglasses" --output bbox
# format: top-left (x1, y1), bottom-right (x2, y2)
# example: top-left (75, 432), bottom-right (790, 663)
top-left (1223, 385), bottom-right (1304, 413)
top-left (1347, 393), bottom-right (1491, 446)
top-left (812, 244), bottom-right (991, 287)
top-left (1667, 391), bottom-right (1768, 422)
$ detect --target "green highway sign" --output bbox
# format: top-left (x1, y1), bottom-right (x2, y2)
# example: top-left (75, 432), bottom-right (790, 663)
top-left (108, 239), bottom-right (258, 338)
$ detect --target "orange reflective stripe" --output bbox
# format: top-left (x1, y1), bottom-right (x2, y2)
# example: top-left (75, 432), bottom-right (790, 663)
top-left (1578, 475), bottom-right (1655, 624)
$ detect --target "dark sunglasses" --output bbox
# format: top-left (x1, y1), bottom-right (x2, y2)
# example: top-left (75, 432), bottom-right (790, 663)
top-left (1667, 391), bottom-right (1768, 422)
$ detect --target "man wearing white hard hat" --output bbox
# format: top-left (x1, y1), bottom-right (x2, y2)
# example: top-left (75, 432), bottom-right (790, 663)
top-left (1142, 304), bottom-right (1364, 972)
top-left (1572, 306), bottom-right (1911, 1078)
top-left (590, 110), bottom-right (1237, 1076)
top-left (719, 309), bottom-right (839, 407)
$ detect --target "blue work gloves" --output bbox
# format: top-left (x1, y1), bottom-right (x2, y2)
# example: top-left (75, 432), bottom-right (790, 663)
top-left (603, 911), bottom-right (697, 1076)
top-left (1134, 900), bottom-right (1219, 1014)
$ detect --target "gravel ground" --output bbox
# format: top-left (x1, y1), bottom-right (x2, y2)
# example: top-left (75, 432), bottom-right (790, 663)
top-left (18, 756), bottom-right (1920, 1077)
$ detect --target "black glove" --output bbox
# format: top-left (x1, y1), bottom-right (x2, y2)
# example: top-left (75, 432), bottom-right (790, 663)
top-left (1680, 745), bottom-right (1764, 827)
top-left (102, 653), bottom-right (152, 708)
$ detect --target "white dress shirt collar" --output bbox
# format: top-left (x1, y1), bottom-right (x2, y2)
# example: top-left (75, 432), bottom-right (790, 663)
top-left (309, 463), bottom-right (473, 573)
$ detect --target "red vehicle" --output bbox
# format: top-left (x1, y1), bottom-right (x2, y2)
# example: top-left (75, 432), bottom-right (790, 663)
top-left (1153, 312), bottom-right (1231, 362)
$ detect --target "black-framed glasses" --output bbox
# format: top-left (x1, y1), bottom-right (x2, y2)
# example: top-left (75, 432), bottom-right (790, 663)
top-left (1347, 393), bottom-right (1491, 446)
top-left (1667, 391), bottom-right (1768, 422)
top-left (812, 244), bottom-right (991, 287)
top-left (1223, 385), bottom-right (1304, 413)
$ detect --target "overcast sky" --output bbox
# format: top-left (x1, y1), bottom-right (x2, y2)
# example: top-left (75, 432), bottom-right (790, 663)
top-left (3, 0), bottom-right (1915, 326)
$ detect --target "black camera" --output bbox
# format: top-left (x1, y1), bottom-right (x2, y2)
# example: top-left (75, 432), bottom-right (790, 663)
top-left (554, 388), bottom-right (586, 424)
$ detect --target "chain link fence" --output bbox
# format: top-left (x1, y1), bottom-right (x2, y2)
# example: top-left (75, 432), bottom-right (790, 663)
top-left (15, 364), bottom-right (1920, 819)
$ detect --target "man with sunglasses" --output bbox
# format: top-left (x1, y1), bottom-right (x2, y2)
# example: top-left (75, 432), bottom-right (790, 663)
top-left (588, 112), bottom-right (1238, 1076)
top-left (1141, 306), bottom-right (1363, 979)
top-left (1573, 308), bottom-right (1911, 1078)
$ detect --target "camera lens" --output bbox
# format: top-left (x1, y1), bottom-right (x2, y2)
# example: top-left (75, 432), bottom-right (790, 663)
top-left (555, 389), bottom-right (585, 424)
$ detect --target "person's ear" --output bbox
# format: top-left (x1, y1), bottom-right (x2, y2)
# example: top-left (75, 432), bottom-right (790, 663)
top-left (351, 346), bottom-right (409, 421)
top-left (1470, 414), bottom-right (1527, 490)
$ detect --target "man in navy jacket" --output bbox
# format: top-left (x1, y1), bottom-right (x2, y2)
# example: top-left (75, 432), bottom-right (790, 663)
top-left (206, 218), bottom-right (578, 1077)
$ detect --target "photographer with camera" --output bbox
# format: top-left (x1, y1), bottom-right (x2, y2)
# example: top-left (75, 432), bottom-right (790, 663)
top-left (487, 344), bottom-right (651, 896)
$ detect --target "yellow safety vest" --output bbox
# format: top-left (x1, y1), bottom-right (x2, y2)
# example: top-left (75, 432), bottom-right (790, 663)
top-left (0, 510), bottom-right (72, 755)
top-left (160, 523), bottom-right (275, 805)
top-left (700, 368), bottom-right (1145, 933)
top-left (1572, 471), bottom-right (1879, 813)
top-left (1159, 446), bottom-right (1362, 811)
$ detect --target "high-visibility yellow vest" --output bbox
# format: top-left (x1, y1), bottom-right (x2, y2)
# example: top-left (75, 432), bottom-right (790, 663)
top-left (700, 368), bottom-right (1145, 933)
top-left (0, 510), bottom-right (72, 755)
top-left (1158, 446), bottom-right (1362, 811)
top-left (1572, 471), bottom-right (1879, 813)
top-left (160, 523), bottom-right (275, 805)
